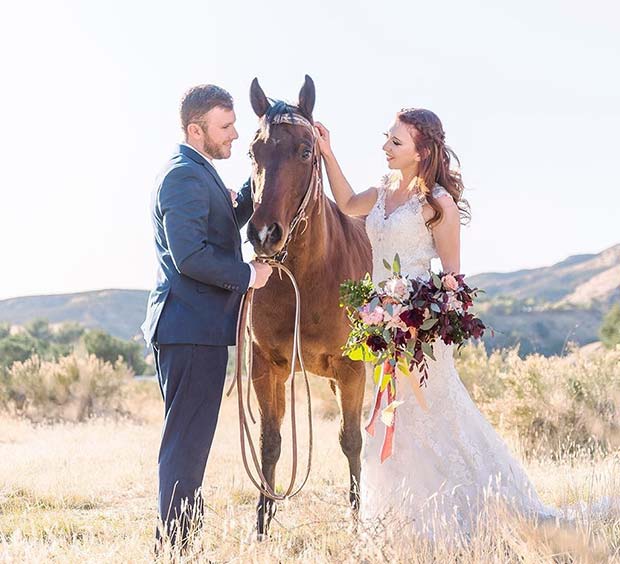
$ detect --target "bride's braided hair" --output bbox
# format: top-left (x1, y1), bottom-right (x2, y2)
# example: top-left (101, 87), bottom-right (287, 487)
top-left (398, 108), bottom-right (471, 228)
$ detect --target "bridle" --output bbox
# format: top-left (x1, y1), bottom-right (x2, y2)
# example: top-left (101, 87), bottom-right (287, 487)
top-left (250, 112), bottom-right (323, 264)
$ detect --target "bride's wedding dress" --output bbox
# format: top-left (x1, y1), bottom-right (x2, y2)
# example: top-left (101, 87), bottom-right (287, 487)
top-left (360, 177), bottom-right (557, 537)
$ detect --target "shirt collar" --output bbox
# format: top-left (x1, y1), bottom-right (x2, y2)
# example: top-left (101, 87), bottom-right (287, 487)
top-left (181, 143), bottom-right (214, 166)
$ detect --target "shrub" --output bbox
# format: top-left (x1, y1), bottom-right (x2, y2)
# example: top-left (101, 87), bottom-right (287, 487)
top-left (0, 333), bottom-right (43, 369)
top-left (455, 342), bottom-right (620, 458)
top-left (600, 303), bottom-right (620, 349)
top-left (1, 353), bottom-right (132, 421)
top-left (82, 330), bottom-right (147, 375)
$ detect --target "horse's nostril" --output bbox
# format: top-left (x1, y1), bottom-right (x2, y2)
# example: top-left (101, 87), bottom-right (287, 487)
top-left (247, 222), bottom-right (259, 244)
top-left (267, 223), bottom-right (282, 244)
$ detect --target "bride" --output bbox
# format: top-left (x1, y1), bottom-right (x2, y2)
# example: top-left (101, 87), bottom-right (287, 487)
top-left (314, 109), bottom-right (556, 537)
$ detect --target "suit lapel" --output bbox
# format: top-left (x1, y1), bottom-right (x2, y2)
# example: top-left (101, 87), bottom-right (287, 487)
top-left (178, 144), bottom-right (240, 229)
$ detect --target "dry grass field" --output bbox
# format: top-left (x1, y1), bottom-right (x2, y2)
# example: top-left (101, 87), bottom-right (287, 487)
top-left (1, 345), bottom-right (620, 563)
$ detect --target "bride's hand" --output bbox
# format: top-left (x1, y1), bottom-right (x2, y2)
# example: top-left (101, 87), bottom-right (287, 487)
top-left (314, 122), bottom-right (333, 158)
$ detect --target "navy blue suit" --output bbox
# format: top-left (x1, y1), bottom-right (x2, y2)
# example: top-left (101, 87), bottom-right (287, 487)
top-left (142, 144), bottom-right (253, 545)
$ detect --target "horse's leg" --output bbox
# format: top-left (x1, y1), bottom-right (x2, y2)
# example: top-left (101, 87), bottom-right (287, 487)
top-left (251, 348), bottom-right (287, 539)
top-left (333, 360), bottom-right (365, 516)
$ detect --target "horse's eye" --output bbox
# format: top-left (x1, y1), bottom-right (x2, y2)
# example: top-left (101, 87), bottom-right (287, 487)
top-left (301, 149), bottom-right (312, 160)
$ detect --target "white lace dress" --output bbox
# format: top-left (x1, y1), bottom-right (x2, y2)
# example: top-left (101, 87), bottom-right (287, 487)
top-left (360, 176), bottom-right (556, 537)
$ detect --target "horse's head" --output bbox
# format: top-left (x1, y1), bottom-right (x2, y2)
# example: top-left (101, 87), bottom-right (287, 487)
top-left (247, 75), bottom-right (318, 258)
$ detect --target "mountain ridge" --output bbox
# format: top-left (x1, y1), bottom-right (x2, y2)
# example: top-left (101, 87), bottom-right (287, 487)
top-left (1, 244), bottom-right (618, 355)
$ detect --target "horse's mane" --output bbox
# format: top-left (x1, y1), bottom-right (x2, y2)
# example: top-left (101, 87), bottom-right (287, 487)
top-left (265, 100), bottom-right (299, 123)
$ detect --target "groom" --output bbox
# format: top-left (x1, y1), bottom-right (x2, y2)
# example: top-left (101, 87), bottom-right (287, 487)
top-left (142, 84), bottom-right (272, 547)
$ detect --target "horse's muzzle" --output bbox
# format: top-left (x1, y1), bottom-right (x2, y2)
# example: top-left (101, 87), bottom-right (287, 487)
top-left (247, 221), bottom-right (285, 257)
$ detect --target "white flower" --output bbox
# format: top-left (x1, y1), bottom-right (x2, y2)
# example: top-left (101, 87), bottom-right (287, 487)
top-left (384, 277), bottom-right (411, 301)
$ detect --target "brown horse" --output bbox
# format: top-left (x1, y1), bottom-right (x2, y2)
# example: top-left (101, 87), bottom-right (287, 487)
top-left (246, 75), bottom-right (372, 536)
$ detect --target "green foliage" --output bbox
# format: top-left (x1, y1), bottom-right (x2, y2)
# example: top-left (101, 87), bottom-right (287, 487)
top-left (0, 320), bottom-right (145, 377)
top-left (54, 322), bottom-right (85, 345)
top-left (339, 273), bottom-right (375, 309)
top-left (0, 332), bottom-right (41, 368)
top-left (82, 330), bottom-right (147, 375)
top-left (600, 303), bottom-right (620, 348)
top-left (24, 318), bottom-right (52, 341)
top-left (0, 320), bottom-right (79, 370)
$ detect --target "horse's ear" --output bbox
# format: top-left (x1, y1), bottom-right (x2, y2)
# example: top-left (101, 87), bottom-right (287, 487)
top-left (250, 78), bottom-right (270, 118)
top-left (298, 75), bottom-right (315, 119)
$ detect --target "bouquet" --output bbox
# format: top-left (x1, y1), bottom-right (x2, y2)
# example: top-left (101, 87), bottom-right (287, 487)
top-left (339, 254), bottom-right (486, 461)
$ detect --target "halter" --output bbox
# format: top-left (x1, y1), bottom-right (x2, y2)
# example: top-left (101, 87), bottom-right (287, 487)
top-left (251, 111), bottom-right (323, 263)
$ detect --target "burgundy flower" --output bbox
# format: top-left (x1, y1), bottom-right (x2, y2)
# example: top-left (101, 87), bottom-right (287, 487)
top-left (394, 328), bottom-right (411, 347)
top-left (366, 334), bottom-right (388, 352)
top-left (399, 308), bottom-right (425, 329)
top-left (469, 318), bottom-right (486, 339)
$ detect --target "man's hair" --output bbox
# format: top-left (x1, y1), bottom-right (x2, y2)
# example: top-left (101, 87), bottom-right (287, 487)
top-left (180, 85), bottom-right (234, 132)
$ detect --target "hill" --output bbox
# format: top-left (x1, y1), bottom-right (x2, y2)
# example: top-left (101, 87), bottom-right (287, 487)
top-left (468, 244), bottom-right (619, 355)
top-left (0, 290), bottom-right (149, 341)
top-left (0, 243), bottom-right (618, 355)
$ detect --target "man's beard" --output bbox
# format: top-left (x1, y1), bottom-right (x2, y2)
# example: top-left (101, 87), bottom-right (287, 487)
top-left (202, 131), bottom-right (229, 160)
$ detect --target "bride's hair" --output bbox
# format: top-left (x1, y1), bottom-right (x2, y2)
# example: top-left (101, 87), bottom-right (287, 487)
top-left (398, 108), bottom-right (471, 228)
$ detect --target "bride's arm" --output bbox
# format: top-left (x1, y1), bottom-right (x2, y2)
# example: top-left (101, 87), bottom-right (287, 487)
top-left (429, 196), bottom-right (461, 273)
top-left (315, 122), bottom-right (378, 217)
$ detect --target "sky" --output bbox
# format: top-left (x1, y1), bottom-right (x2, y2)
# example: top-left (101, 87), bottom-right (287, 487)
top-left (1, 0), bottom-right (619, 300)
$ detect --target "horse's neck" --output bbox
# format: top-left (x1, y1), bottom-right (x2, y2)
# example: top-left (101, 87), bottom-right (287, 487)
top-left (285, 195), bottom-right (344, 274)
top-left (285, 195), bottom-right (330, 269)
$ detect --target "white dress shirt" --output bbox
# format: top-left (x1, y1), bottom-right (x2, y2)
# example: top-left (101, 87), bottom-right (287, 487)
top-left (180, 143), bottom-right (256, 288)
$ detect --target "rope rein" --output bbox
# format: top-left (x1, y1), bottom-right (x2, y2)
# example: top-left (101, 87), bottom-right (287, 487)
top-left (227, 111), bottom-right (320, 501)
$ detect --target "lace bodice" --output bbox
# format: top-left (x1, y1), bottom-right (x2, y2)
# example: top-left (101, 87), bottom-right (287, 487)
top-left (365, 174), bottom-right (450, 282)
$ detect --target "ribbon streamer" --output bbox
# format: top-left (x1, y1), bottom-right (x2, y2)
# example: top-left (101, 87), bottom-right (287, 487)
top-left (364, 362), bottom-right (428, 462)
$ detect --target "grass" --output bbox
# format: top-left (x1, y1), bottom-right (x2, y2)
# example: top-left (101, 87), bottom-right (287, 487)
top-left (1, 349), bottom-right (619, 562)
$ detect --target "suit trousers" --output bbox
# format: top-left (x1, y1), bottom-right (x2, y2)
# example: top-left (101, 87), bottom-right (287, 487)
top-left (154, 343), bottom-right (228, 545)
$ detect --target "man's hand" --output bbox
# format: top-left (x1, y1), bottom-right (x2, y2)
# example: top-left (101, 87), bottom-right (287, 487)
top-left (228, 189), bottom-right (239, 208)
top-left (250, 260), bottom-right (273, 289)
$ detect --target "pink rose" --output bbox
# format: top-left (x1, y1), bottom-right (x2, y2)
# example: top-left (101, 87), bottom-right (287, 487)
top-left (446, 294), bottom-right (463, 313)
top-left (384, 304), bottom-right (408, 331)
top-left (360, 305), bottom-right (385, 326)
top-left (442, 274), bottom-right (459, 292)
top-left (384, 277), bottom-right (410, 301)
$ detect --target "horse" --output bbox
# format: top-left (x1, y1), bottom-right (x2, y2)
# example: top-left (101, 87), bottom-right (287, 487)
top-left (245, 75), bottom-right (373, 536)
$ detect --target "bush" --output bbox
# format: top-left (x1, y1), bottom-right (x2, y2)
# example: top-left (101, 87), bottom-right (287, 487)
top-left (455, 342), bottom-right (620, 458)
top-left (82, 330), bottom-right (147, 375)
top-left (0, 320), bottom-right (78, 370)
top-left (1, 353), bottom-right (132, 421)
top-left (53, 321), bottom-right (85, 345)
top-left (600, 303), bottom-right (620, 348)
top-left (0, 332), bottom-right (42, 369)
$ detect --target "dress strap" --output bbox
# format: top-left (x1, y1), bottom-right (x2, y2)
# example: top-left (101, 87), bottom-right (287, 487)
top-left (430, 184), bottom-right (450, 200)
top-left (374, 173), bottom-right (393, 204)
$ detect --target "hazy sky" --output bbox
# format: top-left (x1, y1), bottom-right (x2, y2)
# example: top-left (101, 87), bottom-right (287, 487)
top-left (1, 0), bottom-right (619, 300)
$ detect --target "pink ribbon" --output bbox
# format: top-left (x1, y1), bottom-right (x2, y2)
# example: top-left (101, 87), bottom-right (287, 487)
top-left (364, 363), bottom-right (396, 463)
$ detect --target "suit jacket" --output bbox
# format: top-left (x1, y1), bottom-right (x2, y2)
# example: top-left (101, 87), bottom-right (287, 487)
top-left (141, 144), bottom-right (254, 346)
